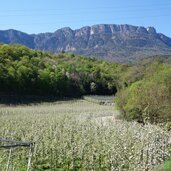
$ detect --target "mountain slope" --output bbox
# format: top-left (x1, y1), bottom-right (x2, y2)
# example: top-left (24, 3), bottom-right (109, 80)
top-left (1, 24), bottom-right (171, 63)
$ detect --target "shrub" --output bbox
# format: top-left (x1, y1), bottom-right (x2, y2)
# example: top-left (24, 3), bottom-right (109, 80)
top-left (116, 62), bottom-right (171, 123)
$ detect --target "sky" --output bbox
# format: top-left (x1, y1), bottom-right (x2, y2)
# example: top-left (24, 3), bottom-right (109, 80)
top-left (0, 0), bottom-right (171, 37)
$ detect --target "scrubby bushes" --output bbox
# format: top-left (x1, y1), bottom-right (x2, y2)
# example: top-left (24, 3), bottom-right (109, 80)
top-left (116, 60), bottom-right (171, 123)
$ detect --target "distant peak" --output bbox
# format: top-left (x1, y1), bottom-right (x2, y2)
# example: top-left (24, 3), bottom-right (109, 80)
top-left (61, 27), bottom-right (72, 30)
top-left (89, 24), bottom-right (138, 34)
top-left (147, 27), bottom-right (156, 34)
top-left (87, 24), bottom-right (158, 34)
top-left (54, 27), bottom-right (73, 34)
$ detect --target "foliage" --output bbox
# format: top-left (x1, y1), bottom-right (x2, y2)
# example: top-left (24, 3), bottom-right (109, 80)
top-left (0, 44), bottom-right (121, 96)
top-left (116, 60), bottom-right (171, 123)
top-left (156, 157), bottom-right (171, 171)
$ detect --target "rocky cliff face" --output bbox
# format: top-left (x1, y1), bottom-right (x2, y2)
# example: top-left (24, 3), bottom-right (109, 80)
top-left (1, 24), bottom-right (171, 63)
top-left (0, 29), bottom-right (35, 48)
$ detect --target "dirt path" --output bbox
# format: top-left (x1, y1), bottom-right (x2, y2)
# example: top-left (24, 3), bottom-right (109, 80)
top-left (91, 102), bottom-right (121, 124)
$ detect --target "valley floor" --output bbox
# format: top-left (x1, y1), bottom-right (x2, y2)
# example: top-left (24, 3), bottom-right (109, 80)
top-left (0, 98), bottom-right (170, 170)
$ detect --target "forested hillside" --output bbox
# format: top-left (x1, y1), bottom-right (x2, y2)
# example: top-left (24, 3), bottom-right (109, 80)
top-left (0, 44), bottom-right (121, 96)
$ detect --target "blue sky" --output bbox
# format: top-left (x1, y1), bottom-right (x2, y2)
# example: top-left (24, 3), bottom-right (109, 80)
top-left (0, 0), bottom-right (171, 36)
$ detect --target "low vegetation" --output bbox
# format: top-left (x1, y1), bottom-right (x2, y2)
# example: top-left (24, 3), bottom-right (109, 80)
top-left (0, 100), bottom-right (170, 170)
top-left (156, 158), bottom-right (171, 171)
top-left (83, 95), bottom-right (114, 105)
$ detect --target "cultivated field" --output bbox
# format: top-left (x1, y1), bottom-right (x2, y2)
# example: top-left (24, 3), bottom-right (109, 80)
top-left (0, 98), bottom-right (170, 171)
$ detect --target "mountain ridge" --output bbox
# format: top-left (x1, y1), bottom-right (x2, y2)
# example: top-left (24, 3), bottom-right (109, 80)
top-left (1, 24), bottom-right (171, 63)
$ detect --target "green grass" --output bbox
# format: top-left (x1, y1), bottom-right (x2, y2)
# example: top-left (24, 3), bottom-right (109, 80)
top-left (155, 158), bottom-right (171, 171)
top-left (155, 145), bottom-right (171, 171)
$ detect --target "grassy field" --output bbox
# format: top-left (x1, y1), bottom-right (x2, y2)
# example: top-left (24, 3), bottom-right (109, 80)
top-left (0, 98), bottom-right (170, 170)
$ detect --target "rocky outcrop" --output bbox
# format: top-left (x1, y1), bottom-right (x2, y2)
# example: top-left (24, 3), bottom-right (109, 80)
top-left (0, 29), bottom-right (35, 48)
top-left (0, 24), bottom-right (171, 63)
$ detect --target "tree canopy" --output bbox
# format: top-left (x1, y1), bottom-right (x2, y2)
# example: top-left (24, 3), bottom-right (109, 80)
top-left (116, 59), bottom-right (171, 123)
top-left (0, 44), bottom-right (121, 97)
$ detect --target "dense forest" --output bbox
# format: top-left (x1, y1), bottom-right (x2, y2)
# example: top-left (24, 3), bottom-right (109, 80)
top-left (0, 44), bottom-right (121, 97)
top-left (0, 44), bottom-right (171, 123)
